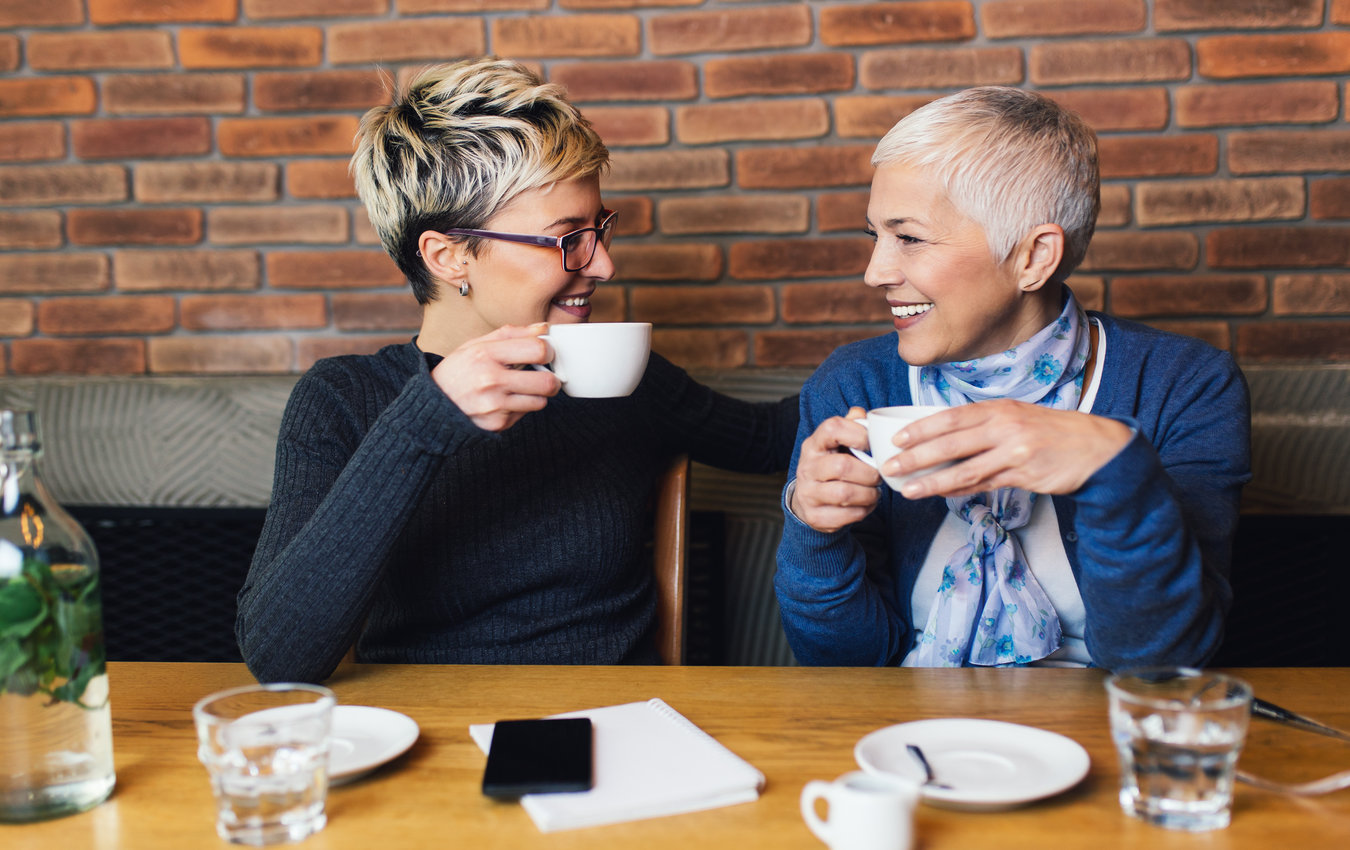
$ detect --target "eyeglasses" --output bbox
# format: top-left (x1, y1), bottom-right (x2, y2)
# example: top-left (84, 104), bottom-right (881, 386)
top-left (443, 209), bottom-right (618, 273)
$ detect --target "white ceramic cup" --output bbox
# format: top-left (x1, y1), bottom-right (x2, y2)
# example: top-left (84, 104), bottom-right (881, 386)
top-left (536, 322), bottom-right (652, 398)
top-left (848, 405), bottom-right (954, 493)
top-left (800, 771), bottom-right (918, 850)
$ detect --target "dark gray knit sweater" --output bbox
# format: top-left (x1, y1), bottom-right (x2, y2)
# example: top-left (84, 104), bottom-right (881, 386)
top-left (236, 340), bottom-right (797, 682)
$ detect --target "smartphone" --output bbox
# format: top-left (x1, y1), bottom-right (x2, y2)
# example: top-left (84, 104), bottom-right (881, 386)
top-left (481, 717), bottom-right (594, 799)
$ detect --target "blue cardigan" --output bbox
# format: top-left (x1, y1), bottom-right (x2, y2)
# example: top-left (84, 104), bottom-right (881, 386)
top-left (774, 313), bottom-right (1251, 671)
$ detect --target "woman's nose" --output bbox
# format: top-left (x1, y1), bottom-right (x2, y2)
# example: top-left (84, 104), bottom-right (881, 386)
top-left (863, 241), bottom-right (899, 289)
top-left (583, 240), bottom-right (617, 281)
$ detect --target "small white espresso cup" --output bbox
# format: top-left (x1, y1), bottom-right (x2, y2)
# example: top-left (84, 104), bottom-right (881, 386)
top-left (848, 405), bottom-right (954, 493)
top-left (801, 771), bottom-right (918, 850)
top-left (536, 322), bottom-right (651, 398)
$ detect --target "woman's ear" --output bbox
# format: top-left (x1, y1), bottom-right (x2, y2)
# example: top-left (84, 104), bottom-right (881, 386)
top-left (1015, 224), bottom-right (1065, 292)
top-left (417, 230), bottom-right (470, 288)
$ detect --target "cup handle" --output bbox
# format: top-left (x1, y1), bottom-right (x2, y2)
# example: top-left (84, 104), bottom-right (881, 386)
top-left (800, 780), bottom-right (835, 844)
top-left (848, 446), bottom-right (877, 470)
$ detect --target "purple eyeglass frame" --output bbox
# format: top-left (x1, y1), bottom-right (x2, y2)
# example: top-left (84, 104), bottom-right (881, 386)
top-left (443, 209), bottom-right (617, 272)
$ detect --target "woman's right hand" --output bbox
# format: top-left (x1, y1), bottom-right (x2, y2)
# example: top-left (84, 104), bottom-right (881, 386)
top-left (430, 323), bottom-right (562, 432)
top-left (790, 407), bottom-right (882, 534)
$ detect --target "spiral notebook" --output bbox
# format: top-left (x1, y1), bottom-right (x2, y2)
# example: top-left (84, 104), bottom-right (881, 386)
top-left (469, 698), bottom-right (765, 832)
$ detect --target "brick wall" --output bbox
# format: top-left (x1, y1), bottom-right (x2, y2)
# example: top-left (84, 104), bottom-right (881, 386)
top-left (1, 0), bottom-right (1348, 376)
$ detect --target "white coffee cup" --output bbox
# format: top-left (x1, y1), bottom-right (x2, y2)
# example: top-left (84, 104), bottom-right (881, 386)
top-left (848, 405), bottom-right (954, 493)
top-left (536, 322), bottom-right (651, 398)
top-left (801, 771), bottom-right (918, 850)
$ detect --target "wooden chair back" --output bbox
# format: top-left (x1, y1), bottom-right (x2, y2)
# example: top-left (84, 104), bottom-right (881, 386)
top-left (651, 453), bottom-right (690, 665)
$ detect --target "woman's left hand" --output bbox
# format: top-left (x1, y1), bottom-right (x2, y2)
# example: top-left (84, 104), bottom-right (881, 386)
top-left (886, 399), bottom-right (1133, 499)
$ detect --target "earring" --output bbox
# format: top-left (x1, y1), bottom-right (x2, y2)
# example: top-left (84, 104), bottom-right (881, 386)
top-left (458, 260), bottom-right (469, 296)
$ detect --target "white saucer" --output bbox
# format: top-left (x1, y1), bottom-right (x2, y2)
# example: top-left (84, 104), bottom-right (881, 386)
top-left (329, 705), bottom-right (420, 786)
top-left (855, 718), bottom-right (1089, 811)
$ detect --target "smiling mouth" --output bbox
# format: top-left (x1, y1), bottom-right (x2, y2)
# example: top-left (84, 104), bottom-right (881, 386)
top-left (891, 302), bottom-right (933, 318)
top-left (554, 295), bottom-right (590, 308)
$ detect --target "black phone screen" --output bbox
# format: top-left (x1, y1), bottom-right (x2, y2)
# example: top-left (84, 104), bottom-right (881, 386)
top-left (481, 717), bottom-right (594, 799)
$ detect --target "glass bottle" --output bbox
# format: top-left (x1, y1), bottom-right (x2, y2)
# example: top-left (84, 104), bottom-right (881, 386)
top-left (0, 409), bottom-right (115, 821)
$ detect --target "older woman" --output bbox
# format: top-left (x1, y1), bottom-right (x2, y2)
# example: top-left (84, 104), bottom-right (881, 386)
top-left (237, 58), bottom-right (796, 682)
top-left (775, 87), bottom-right (1250, 671)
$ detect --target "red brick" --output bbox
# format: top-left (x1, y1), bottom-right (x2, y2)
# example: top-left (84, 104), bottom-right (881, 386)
top-left (1110, 275), bottom-right (1266, 317)
top-left (148, 337), bottom-right (293, 374)
top-left (782, 282), bottom-right (891, 324)
top-left (218, 116), bottom-right (361, 157)
top-left (0, 299), bottom-right (34, 337)
top-left (981, 0), bottom-right (1145, 37)
top-left (1030, 39), bottom-right (1191, 85)
top-left (136, 162), bottom-right (279, 204)
top-left (729, 238), bottom-right (871, 280)
top-left (1336, 0), bottom-right (1350, 23)
top-left (1208, 227), bottom-right (1350, 270)
top-left (1311, 178), bottom-right (1350, 220)
top-left (835, 95), bottom-right (933, 138)
top-left (0, 164), bottom-right (127, 206)
top-left (267, 250), bottom-right (405, 289)
top-left (1048, 87), bottom-right (1169, 132)
top-left (90, 0), bottom-right (235, 23)
top-left (1156, 0), bottom-right (1323, 31)
top-left (114, 249), bottom-right (259, 291)
top-left (0, 122), bottom-right (65, 162)
top-left (1274, 274), bottom-right (1350, 316)
top-left (1146, 320), bottom-right (1231, 351)
top-left (250, 70), bottom-right (384, 113)
top-left (72, 118), bottom-right (211, 160)
top-left (754, 329), bottom-right (877, 368)
top-left (1176, 81), bottom-right (1339, 128)
top-left (631, 286), bottom-right (775, 325)
top-left (1237, 322), bottom-right (1350, 362)
top-left (860, 47), bottom-right (1023, 90)
top-left (287, 160), bottom-right (356, 199)
top-left (1097, 135), bottom-right (1218, 179)
top-left (181, 294), bottom-right (328, 331)
top-left (652, 329), bottom-right (749, 370)
top-left (0, 78), bottom-right (97, 117)
top-left (1079, 232), bottom-right (1198, 271)
top-left (244, 0), bottom-right (389, 17)
top-left (28, 32), bottom-right (174, 70)
top-left (821, 2), bottom-right (974, 47)
top-left (179, 26), bottom-right (322, 69)
top-left (589, 286), bottom-right (625, 323)
top-left (658, 195), bottom-right (809, 236)
top-left (586, 107), bottom-right (670, 147)
top-left (737, 146), bottom-right (874, 190)
top-left (0, 254), bottom-right (109, 294)
top-left (705, 54), bottom-right (855, 98)
top-left (1098, 185), bottom-right (1131, 228)
top-left (332, 293), bottom-right (422, 331)
top-left (818, 192), bottom-right (870, 233)
top-left (1229, 130), bottom-right (1350, 175)
top-left (104, 73), bottom-right (246, 115)
top-left (68, 208), bottom-right (202, 246)
top-left (297, 335), bottom-right (411, 368)
top-left (605, 150), bottom-right (728, 191)
top-left (0, 0), bottom-right (81, 26)
top-left (353, 208), bottom-right (378, 245)
top-left (328, 19), bottom-right (486, 65)
top-left (10, 339), bottom-right (146, 376)
top-left (1135, 177), bottom-right (1304, 227)
top-left (650, 6), bottom-right (810, 55)
top-left (609, 244), bottom-right (722, 281)
top-left (675, 100), bottom-right (827, 145)
top-left (551, 61), bottom-right (697, 102)
top-left (38, 295), bottom-right (176, 335)
top-left (0, 211), bottom-right (62, 250)
top-left (1197, 33), bottom-right (1350, 79)
top-left (560, 0), bottom-right (697, 6)
top-left (208, 206), bottom-right (348, 244)
top-left (494, 15), bottom-right (639, 58)
top-left (1068, 275), bottom-right (1105, 311)
top-left (608, 196), bottom-right (653, 236)
top-left (0, 35), bottom-right (17, 72)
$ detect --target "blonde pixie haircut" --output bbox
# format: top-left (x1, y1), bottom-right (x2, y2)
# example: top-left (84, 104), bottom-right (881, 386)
top-left (872, 87), bottom-right (1100, 282)
top-left (351, 58), bottom-right (609, 303)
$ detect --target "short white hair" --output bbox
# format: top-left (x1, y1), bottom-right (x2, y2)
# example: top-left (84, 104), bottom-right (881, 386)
top-left (872, 87), bottom-right (1099, 281)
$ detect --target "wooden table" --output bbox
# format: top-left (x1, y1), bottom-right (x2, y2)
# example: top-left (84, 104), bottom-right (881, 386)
top-left (6, 663), bottom-right (1349, 848)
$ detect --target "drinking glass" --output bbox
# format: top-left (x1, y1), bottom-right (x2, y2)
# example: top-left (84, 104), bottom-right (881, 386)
top-left (1105, 667), bottom-right (1251, 831)
top-left (194, 683), bottom-right (335, 845)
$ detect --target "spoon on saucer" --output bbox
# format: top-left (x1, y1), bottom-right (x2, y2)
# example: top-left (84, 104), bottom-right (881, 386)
top-left (906, 744), bottom-right (955, 791)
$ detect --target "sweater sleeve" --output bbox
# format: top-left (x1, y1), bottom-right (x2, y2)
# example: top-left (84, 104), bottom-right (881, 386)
top-left (236, 358), bottom-right (493, 683)
top-left (1070, 348), bottom-right (1250, 671)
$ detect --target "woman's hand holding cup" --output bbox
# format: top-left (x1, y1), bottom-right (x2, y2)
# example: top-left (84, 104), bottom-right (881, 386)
top-left (431, 323), bottom-right (560, 432)
top-left (791, 407), bottom-right (882, 534)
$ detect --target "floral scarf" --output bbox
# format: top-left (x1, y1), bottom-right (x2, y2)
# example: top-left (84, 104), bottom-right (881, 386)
top-left (906, 291), bottom-right (1090, 667)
